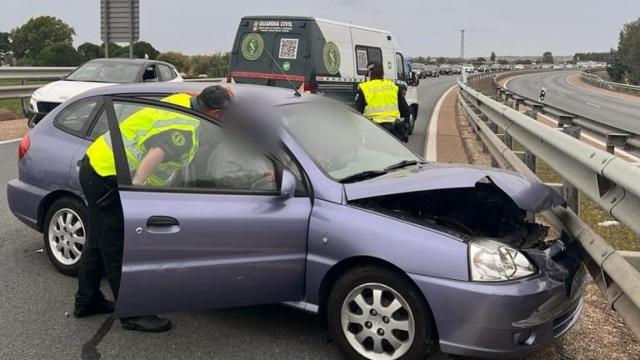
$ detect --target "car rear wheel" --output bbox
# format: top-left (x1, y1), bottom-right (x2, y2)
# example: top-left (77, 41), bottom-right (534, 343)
top-left (44, 197), bottom-right (87, 276)
top-left (327, 266), bottom-right (433, 360)
top-left (408, 106), bottom-right (418, 135)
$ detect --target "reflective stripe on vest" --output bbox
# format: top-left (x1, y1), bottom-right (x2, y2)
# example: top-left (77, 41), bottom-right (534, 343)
top-left (86, 93), bottom-right (199, 186)
top-left (358, 79), bottom-right (401, 123)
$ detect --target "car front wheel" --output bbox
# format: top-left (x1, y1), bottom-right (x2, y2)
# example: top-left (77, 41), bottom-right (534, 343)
top-left (327, 266), bottom-right (434, 360)
top-left (43, 197), bottom-right (87, 276)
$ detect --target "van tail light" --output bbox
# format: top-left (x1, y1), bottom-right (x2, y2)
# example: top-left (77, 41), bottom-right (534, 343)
top-left (301, 81), bottom-right (317, 93)
top-left (18, 133), bottom-right (30, 160)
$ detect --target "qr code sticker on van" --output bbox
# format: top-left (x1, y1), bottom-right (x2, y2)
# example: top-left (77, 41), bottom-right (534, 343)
top-left (279, 38), bottom-right (299, 59)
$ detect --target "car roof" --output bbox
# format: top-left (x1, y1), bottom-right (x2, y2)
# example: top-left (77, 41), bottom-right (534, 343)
top-left (76, 82), bottom-right (318, 107)
top-left (85, 58), bottom-right (175, 67)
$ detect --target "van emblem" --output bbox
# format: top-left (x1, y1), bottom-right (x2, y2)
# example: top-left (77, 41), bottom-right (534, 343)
top-left (282, 61), bottom-right (291, 71)
top-left (241, 33), bottom-right (264, 61)
top-left (323, 42), bottom-right (341, 75)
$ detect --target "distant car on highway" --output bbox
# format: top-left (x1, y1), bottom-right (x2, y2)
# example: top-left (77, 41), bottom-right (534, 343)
top-left (553, 64), bottom-right (564, 70)
top-left (451, 65), bottom-right (463, 75)
top-left (490, 64), bottom-right (501, 72)
top-left (26, 58), bottom-right (183, 125)
top-left (462, 64), bottom-right (474, 73)
top-left (514, 64), bottom-right (525, 70)
top-left (423, 64), bottom-right (440, 77)
top-left (439, 64), bottom-right (452, 75)
top-left (7, 81), bottom-right (585, 360)
top-left (499, 64), bottom-right (512, 72)
top-left (411, 63), bottom-right (427, 79)
top-left (477, 65), bottom-right (489, 73)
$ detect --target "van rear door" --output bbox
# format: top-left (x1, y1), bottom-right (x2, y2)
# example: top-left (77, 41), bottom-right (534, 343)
top-left (230, 19), bottom-right (309, 89)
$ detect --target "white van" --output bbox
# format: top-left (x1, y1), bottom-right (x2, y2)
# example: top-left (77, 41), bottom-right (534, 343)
top-left (228, 16), bottom-right (419, 132)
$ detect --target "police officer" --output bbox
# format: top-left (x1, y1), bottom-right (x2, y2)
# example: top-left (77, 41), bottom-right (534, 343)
top-left (355, 60), bottom-right (411, 142)
top-left (73, 85), bottom-right (232, 332)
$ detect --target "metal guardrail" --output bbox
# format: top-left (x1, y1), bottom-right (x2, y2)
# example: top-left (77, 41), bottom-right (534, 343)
top-left (581, 71), bottom-right (640, 96)
top-left (457, 79), bottom-right (640, 339)
top-left (486, 71), bottom-right (640, 152)
top-left (0, 67), bottom-right (75, 101)
top-left (0, 65), bottom-right (224, 103)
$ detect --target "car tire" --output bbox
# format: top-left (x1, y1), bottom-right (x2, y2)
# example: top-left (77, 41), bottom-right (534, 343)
top-left (43, 197), bottom-right (88, 276)
top-left (327, 266), bottom-right (434, 360)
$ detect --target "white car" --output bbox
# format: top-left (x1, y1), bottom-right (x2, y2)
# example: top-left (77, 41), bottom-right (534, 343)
top-left (27, 58), bottom-right (182, 125)
top-left (462, 64), bottom-right (475, 73)
top-left (514, 64), bottom-right (525, 70)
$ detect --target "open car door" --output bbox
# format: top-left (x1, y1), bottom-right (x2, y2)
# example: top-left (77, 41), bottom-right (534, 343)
top-left (103, 97), bottom-right (311, 317)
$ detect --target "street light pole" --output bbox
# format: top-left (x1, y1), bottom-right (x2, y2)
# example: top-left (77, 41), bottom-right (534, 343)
top-left (460, 29), bottom-right (465, 62)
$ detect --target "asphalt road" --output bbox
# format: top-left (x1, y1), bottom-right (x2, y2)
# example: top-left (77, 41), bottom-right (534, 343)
top-left (0, 76), bottom-right (458, 360)
top-left (507, 71), bottom-right (640, 135)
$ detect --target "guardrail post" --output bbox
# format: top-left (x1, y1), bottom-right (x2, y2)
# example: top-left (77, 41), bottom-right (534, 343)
top-left (605, 133), bottom-right (630, 155)
top-left (524, 151), bottom-right (536, 173)
top-left (562, 125), bottom-right (581, 214)
top-left (20, 79), bottom-right (26, 112)
top-left (514, 98), bottom-right (525, 112)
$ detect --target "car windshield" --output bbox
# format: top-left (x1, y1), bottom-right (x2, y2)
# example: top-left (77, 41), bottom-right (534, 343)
top-left (281, 104), bottom-right (421, 181)
top-left (66, 62), bottom-right (141, 83)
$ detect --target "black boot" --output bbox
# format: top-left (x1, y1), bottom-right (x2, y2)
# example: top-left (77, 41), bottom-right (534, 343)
top-left (120, 315), bottom-right (172, 332)
top-left (73, 298), bottom-right (116, 318)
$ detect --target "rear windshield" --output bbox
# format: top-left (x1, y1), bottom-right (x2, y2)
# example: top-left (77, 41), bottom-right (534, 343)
top-left (67, 62), bottom-right (141, 83)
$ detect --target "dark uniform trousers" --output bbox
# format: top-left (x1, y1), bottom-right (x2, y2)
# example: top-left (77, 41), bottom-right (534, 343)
top-left (75, 156), bottom-right (125, 308)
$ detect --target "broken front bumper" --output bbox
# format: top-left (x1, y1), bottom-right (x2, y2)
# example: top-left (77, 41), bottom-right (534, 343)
top-left (409, 240), bottom-right (586, 359)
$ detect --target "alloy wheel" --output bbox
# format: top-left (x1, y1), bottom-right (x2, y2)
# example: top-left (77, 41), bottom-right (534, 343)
top-left (47, 208), bottom-right (85, 266)
top-left (341, 283), bottom-right (415, 360)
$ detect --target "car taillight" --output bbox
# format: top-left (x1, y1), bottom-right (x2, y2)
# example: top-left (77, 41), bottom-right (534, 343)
top-left (301, 81), bottom-right (317, 93)
top-left (18, 133), bottom-right (30, 160)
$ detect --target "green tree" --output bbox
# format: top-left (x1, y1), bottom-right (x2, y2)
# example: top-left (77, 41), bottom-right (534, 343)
top-left (113, 41), bottom-right (159, 59)
top-left (38, 42), bottom-right (83, 66)
top-left (0, 32), bottom-right (9, 53)
top-left (10, 16), bottom-right (75, 59)
top-left (157, 51), bottom-right (190, 73)
top-left (542, 51), bottom-right (554, 64)
top-left (616, 18), bottom-right (640, 84)
top-left (206, 52), bottom-right (230, 77)
top-left (607, 49), bottom-right (627, 82)
top-left (497, 59), bottom-right (509, 65)
top-left (490, 51), bottom-right (496, 62)
top-left (475, 57), bottom-right (486, 63)
top-left (77, 42), bottom-right (104, 61)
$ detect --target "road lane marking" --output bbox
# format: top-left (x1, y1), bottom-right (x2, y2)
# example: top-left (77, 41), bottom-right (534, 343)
top-left (425, 85), bottom-right (457, 160)
top-left (538, 113), bottom-right (640, 162)
top-left (586, 102), bottom-right (601, 108)
top-left (0, 138), bottom-right (21, 145)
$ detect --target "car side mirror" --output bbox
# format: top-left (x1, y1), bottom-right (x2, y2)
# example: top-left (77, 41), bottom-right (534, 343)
top-left (279, 169), bottom-right (296, 200)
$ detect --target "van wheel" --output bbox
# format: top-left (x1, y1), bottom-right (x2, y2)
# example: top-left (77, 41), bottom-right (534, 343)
top-left (43, 197), bottom-right (87, 276)
top-left (327, 266), bottom-right (434, 360)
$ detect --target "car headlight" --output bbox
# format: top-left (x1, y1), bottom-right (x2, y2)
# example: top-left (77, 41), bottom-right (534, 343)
top-left (469, 239), bottom-right (536, 282)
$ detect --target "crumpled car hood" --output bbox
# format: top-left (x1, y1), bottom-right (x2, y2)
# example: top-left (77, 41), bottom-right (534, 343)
top-left (343, 163), bottom-right (565, 213)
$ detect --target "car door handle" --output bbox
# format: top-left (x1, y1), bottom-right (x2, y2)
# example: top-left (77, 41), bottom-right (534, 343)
top-left (146, 216), bottom-right (179, 227)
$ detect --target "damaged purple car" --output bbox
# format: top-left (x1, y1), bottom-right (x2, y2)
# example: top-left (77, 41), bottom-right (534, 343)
top-left (7, 82), bottom-right (585, 359)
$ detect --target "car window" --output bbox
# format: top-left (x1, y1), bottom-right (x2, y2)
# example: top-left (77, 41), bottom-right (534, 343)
top-left (281, 104), bottom-right (420, 180)
top-left (355, 46), bottom-right (383, 75)
top-left (54, 98), bottom-right (100, 137)
top-left (142, 66), bottom-right (159, 82)
top-left (158, 65), bottom-right (176, 81)
top-left (395, 53), bottom-right (405, 80)
top-left (67, 62), bottom-right (141, 83)
top-left (110, 100), bottom-right (277, 192)
top-left (87, 110), bottom-right (108, 140)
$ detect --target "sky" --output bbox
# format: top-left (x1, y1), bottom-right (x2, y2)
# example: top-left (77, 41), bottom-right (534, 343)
top-left (1, 0), bottom-right (640, 58)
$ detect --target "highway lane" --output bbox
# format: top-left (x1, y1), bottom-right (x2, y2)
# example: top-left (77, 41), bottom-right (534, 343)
top-left (0, 77), bottom-right (457, 360)
top-left (507, 71), bottom-right (640, 135)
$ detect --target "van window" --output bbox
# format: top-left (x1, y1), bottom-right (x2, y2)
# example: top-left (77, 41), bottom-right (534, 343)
top-left (395, 53), bottom-right (405, 81)
top-left (355, 46), bottom-right (383, 75)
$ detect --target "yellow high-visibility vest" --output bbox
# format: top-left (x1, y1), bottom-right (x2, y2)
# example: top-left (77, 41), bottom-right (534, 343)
top-left (86, 93), bottom-right (200, 186)
top-left (358, 79), bottom-right (400, 124)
